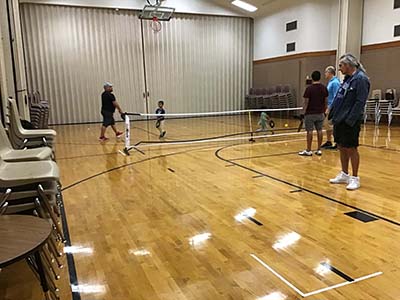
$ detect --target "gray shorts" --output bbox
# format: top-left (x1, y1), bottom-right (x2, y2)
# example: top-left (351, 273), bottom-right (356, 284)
top-left (304, 113), bottom-right (324, 131)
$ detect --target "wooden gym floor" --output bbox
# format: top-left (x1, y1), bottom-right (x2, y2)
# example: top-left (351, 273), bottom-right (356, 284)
top-left (1, 116), bottom-right (400, 300)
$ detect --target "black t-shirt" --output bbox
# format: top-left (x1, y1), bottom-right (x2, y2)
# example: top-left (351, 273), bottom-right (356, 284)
top-left (303, 83), bottom-right (328, 115)
top-left (155, 108), bottom-right (165, 120)
top-left (101, 91), bottom-right (116, 113)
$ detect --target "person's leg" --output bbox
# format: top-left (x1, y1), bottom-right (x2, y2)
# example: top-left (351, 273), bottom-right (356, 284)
top-left (317, 130), bottom-right (323, 150)
top-left (160, 120), bottom-right (166, 137)
top-left (307, 130), bottom-right (313, 151)
top-left (315, 115), bottom-right (324, 150)
top-left (111, 125), bottom-right (118, 133)
top-left (326, 128), bottom-right (333, 142)
top-left (340, 146), bottom-right (349, 174)
top-left (348, 147), bottom-right (360, 176)
top-left (100, 125), bottom-right (107, 138)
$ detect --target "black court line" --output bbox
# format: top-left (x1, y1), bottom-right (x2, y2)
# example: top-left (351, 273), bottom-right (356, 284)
top-left (131, 146), bottom-right (146, 155)
top-left (345, 211), bottom-right (378, 223)
top-left (253, 175), bottom-right (264, 178)
top-left (247, 216), bottom-right (263, 226)
top-left (60, 148), bottom-right (209, 300)
top-left (290, 189), bottom-right (303, 193)
top-left (230, 151), bottom-right (299, 162)
top-left (168, 168), bottom-right (175, 173)
top-left (320, 262), bottom-right (354, 282)
top-left (62, 149), bottom-right (197, 192)
top-left (57, 151), bottom-right (118, 160)
top-left (215, 146), bottom-right (400, 227)
top-left (59, 195), bottom-right (81, 300)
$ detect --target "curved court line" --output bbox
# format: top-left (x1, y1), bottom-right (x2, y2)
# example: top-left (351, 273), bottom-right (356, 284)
top-left (215, 145), bottom-right (400, 227)
top-left (61, 148), bottom-right (200, 191)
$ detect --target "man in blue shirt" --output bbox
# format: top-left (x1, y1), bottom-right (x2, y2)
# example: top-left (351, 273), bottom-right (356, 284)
top-left (328, 54), bottom-right (370, 190)
top-left (321, 66), bottom-right (341, 149)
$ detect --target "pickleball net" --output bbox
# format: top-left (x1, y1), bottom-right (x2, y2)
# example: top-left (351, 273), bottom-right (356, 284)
top-left (121, 107), bottom-right (304, 155)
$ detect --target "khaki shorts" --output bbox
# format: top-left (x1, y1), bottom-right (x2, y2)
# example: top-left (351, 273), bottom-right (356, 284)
top-left (324, 115), bottom-right (333, 129)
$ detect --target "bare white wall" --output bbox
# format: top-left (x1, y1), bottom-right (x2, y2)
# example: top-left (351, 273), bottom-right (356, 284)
top-left (254, 0), bottom-right (338, 60)
top-left (363, 0), bottom-right (400, 45)
top-left (19, 0), bottom-right (244, 16)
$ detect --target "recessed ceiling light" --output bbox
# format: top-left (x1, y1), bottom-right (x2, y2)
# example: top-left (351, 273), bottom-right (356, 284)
top-left (232, 0), bottom-right (258, 12)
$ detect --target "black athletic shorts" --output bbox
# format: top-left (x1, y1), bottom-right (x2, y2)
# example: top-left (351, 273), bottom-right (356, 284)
top-left (333, 120), bottom-right (362, 148)
top-left (101, 110), bottom-right (115, 127)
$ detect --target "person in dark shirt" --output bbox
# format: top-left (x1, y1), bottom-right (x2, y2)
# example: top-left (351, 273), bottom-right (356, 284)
top-left (155, 100), bottom-right (166, 138)
top-left (328, 53), bottom-right (370, 190)
top-left (299, 71), bottom-right (328, 156)
top-left (99, 82), bottom-right (124, 142)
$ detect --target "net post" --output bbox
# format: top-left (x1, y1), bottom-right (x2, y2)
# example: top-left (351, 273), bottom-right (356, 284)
top-left (123, 114), bottom-right (131, 156)
top-left (248, 111), bottom-right (255, 142)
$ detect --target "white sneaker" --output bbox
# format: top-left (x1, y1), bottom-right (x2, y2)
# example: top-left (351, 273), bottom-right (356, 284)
top-left (298, 150), bottom-right (312, 156)
top-left (329, 171), bottom-right (350, 184)
top-left (315, 150), bottom-right (322, 156)
top-left (346, 176), bottom-right (360, 190)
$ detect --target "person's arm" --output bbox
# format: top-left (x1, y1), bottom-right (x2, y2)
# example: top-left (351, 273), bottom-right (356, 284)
top-left (345, 77), bottom-right (370, 127)
top-left (112, 100), bottom-right (123, 114)
top-left (303, 87), bottom-right (310, 115)
top-left (303, 98), bottom-right (309, 115)
top-left (324, 97), bottom-right (328, 113)
top-left (324, 86), bottom-right (329, 113)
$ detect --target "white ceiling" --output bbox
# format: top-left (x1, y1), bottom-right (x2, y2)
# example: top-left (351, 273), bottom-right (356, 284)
top-left (210, 0), bottom-right (278, 17)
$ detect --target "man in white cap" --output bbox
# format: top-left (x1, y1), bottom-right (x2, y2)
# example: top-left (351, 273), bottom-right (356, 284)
top-left (99, 82), bottom-right (124, 141)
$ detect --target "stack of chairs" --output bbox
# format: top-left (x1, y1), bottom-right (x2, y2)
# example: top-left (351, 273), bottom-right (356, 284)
top-left (245, 88), bottom-right (256, 109)
top-left (28, 92), bottom-right (50, 129)
top-left (245, 85), bottom-right (295, 111)
top-left (7, 98), bottom-right (56, 149)
top-left (256, 88), bottom-right (267, 109)
top-left (262, 87), bottom-right (275, 108)
top-left (0, 100), bottom-right (63, 299)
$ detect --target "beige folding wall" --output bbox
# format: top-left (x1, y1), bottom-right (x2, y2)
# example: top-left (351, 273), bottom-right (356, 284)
top-left (20, 3), bottom-right (252, 124)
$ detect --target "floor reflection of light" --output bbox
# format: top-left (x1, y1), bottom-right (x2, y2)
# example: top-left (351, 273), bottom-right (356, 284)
top-left (272, 232), bottom-right (301, 251)
top-left (71, 284), bottom-right (106, 294)
top-left (235, 207), bottom-right (256, 222)
top-left (257, 291), bottom-right (287, 300)
top-left (314, 259), bottom-right (331, 276)
top-left (63, 245), bottom-right (93, 254)
top-left (129, 249), bottom-right (151, 256)
top-left (189, 232), bottom-right (212, 246)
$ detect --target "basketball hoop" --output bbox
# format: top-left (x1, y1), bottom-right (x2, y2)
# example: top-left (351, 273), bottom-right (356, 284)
top-left (151, 16), bottom-right (162, 33)
top-left (147, 0), bottom-right (162, 6)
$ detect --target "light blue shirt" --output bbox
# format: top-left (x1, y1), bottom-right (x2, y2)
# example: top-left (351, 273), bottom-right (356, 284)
top-left (327, 76), bottom-right (341, 108)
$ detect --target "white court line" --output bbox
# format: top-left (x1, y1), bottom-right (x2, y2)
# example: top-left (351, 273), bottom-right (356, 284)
top-left (303, 271), bottom-right (383, 297)
top-left (250, 254), bottom-right (383, 298)
top-left (250, 254), bottom-right (306, 297)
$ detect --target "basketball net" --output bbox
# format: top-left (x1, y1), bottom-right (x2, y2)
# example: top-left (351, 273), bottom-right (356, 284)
top-left (151, 16), bottom-right (162, 33)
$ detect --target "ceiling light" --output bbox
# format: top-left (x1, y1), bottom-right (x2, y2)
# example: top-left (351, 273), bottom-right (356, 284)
top-left (232, 0), bottom-right (258, 12)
